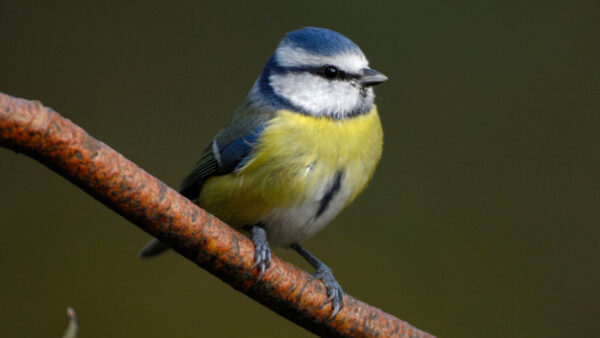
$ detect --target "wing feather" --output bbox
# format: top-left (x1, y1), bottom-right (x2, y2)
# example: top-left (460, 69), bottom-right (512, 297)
top-left (178, 102), bottom-right (277, 200)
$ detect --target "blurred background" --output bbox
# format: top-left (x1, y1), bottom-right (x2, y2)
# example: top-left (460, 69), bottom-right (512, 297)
top-left (1, 1), bottom-right (599, 337)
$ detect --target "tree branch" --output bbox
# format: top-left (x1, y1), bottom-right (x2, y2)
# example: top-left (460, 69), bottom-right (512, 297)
top-left (0, 92), bottom-right (434, 337)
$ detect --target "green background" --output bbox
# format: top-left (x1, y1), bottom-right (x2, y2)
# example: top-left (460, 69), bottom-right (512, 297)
top-left (2, 1), bottom-right (599, 337)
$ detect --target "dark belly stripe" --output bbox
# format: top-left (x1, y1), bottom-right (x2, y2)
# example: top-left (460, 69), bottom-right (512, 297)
top-left (315, 170), bottom-right (344, 219)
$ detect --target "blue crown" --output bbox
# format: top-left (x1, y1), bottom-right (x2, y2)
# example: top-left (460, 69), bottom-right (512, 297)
top-left (281, 27), bottom-right (361, 56)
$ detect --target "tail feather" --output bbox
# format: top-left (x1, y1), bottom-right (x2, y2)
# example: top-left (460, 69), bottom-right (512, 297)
top-left (138, 239), bottom-right (170, 258)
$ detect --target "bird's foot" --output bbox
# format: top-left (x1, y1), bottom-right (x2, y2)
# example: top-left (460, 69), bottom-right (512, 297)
top-left (250, 225), bottom-right (271, 283)
top-left (314, 263), bottom-right (345, 319)
top-left (291, 243), bottom-right (345, 318)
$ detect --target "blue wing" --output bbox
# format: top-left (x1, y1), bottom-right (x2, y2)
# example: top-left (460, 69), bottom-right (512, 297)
top-left (178, 106), bottom-right (275, 200)
top-left (215, 124), bottom-right (265, 173)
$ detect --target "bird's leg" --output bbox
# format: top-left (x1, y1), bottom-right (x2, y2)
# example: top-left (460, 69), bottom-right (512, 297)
top-left (291, 243), bottom-right (344, 318)
top-left (248, 224), bottom-right (271, 282)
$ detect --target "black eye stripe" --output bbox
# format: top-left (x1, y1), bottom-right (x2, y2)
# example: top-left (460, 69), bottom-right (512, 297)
top-left (274, 65), bottom-right (360, 81)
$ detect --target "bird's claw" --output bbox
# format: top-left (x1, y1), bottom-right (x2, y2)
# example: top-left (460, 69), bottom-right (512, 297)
top-left (251, 240), bottom-right (271, 283)
top-left (314, 264), bottom-right (345, 319)
top-left (250, 225), bottom-right (271, 284)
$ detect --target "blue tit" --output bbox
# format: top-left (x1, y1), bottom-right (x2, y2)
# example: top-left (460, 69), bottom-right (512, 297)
top-left (139, 27), bottom-right (387, 317)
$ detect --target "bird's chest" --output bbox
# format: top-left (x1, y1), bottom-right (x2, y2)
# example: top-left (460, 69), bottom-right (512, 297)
top-left (246, 110), bottom-right (381, 198)
top-left (243, 109), bottom-right (384, 245)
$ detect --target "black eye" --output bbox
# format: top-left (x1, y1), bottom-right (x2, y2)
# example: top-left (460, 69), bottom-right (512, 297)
top-left (322, 65), bottom-right (339, 79)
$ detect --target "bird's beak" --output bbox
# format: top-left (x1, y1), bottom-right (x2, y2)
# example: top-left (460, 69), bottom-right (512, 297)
top-left (360, 68), bottom-right (388, 87)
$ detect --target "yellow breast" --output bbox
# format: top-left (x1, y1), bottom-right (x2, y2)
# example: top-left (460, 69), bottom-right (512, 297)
top-left (198, 106), bottom-right (383, 234)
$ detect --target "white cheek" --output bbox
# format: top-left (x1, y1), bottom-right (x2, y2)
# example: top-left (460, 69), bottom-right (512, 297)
top-left (270, 73), bottom-right (363, 117)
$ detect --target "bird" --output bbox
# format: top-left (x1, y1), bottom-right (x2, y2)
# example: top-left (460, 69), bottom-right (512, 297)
top-left (139, 27), bottom-right (387, 317)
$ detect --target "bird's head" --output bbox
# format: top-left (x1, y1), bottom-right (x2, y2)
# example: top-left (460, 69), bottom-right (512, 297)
top-left (255, 27), bottom-right (387, 119)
